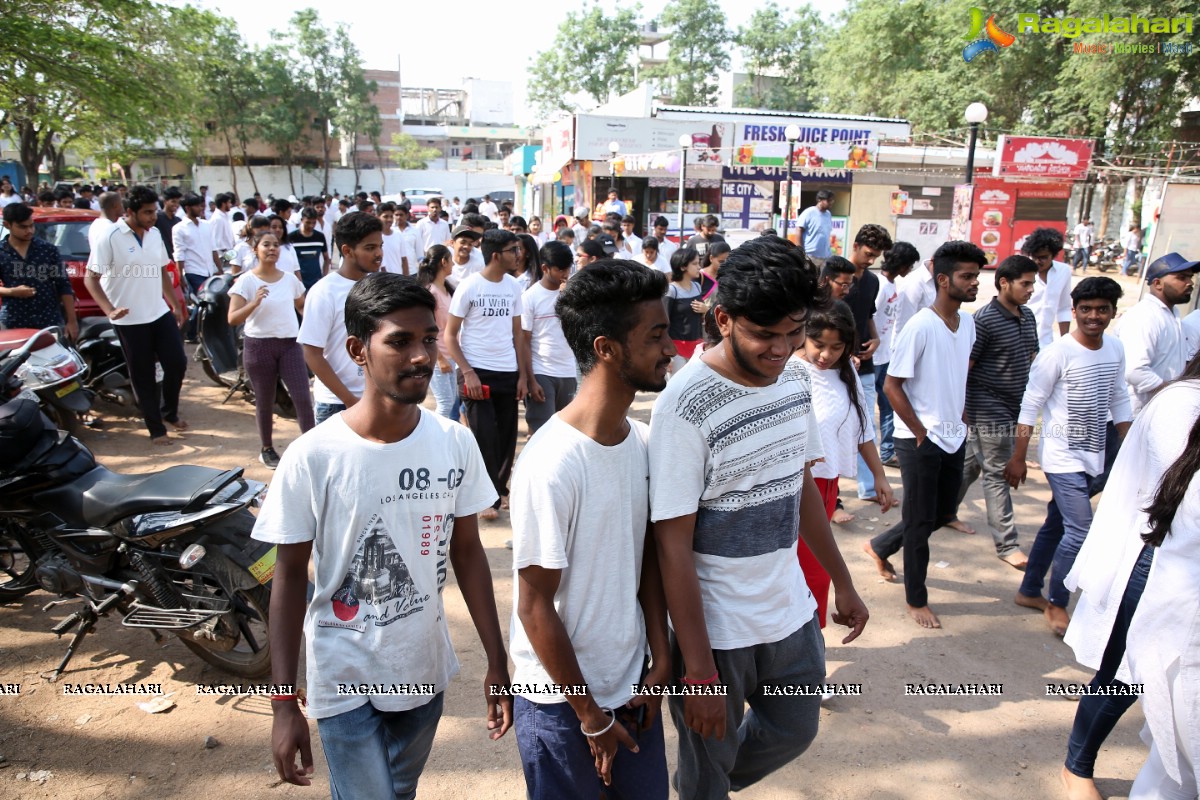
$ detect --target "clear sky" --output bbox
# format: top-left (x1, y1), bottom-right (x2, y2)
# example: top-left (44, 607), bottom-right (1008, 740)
top-left (190, 0), bottom-right (845, 123)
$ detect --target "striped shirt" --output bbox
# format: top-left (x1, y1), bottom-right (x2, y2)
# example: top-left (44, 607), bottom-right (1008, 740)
top-left (966, 299), bottom-right (1040, 426)
top-left (648, 356), bottom-right (823, 649)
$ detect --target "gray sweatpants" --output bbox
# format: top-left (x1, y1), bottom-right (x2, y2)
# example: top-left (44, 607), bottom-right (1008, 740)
top-left (956, 423), bottom-right (1020, 556)
top-left (670, 615), bottom-right (826, 800)
top-left (523, 374), bottom-right (577, 434)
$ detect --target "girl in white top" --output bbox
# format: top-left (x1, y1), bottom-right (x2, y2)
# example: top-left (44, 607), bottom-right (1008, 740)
top-left (417, 243), bottom-right (460, 420)
top-left (229, 215), bottom-right (270, 275)
top-left (228, 231), bottom-right (314, 467)
top-left (796, 302), bottom-right (895, 626)
top-left (267, 215), bottom-right (301, 274)
top-left (513, 233), bottom-right (538, 292)
top-left (528, 216), bottom-right (549, 246)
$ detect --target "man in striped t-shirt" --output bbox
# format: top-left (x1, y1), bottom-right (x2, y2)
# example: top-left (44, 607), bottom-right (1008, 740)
top-left (649, 237), bottom-right (868, 800)
top-left (947, 255), bottom-right (1040, 568)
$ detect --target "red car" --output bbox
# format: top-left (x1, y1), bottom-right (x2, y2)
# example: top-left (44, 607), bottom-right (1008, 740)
top-left (1, 207), bottom-right (186, 319)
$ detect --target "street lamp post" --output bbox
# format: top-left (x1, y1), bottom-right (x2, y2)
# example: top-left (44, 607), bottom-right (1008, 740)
top-left (964, 102), bottom-right (988, 184)
top-left (677, 133), bottom-right (692, 244)
top-left (608, 140), bottom-right (620, 207)
top-left (782, 124), bottom-right (801, 239)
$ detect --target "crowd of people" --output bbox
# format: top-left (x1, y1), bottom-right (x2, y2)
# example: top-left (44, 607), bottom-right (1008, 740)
top-left (2, 176), bottom-right (1198, 800)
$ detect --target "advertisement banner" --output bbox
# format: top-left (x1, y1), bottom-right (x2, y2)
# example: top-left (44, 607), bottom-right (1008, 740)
top-left (720, 180), bottom-right (775, 230)
top-left (948, 184), bottom-right (975, 242)
top-left (732, 121), bottom-right (890, 171)
top-left (970, 181), bottom-right (1017, 266)
top-left (992, 135), bottom-right (1095, 180)
top-left (723, 164), bottom-right (854, 183)
top-left (574, 115), bottom-right (727, 165)
top-left (830, 216), bottom-right (849, 257)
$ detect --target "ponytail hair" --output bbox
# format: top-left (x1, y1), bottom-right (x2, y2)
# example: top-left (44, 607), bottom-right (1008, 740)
top-left (1142, 354), bottom-right (1200, 546)
top-left (417, 244), bottom-right (451, 290)
top-left (805, 301), bottom-right (866, 436)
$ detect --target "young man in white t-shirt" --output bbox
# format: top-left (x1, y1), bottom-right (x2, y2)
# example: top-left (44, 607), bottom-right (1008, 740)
top-left (377, 202), bottom-right (408, 275)
top-left (521, 240), bottom-right (579, 434)
top-left (510, 260), bottom-right (674, 797)
top-left (415, 197), bottom-right (451, 252)
top-left (394, 205), bottom-right (421, 275)
top-left (865, 240), bottom-right (982, 630)
top-left (298, 212), bottom-right (383, 424)
top-left (257, 272), bottom-right (512, 797)
top-left (83, 185), bottom-right (188, 444)
top-left (649, 237), bottom-right (868, 800)
top-left (445, 229), bottom-right (529, 522)
top-left (873, 242), bottom-right (918, 466)
top-left (1007, 277), bottom-right (1132, 636)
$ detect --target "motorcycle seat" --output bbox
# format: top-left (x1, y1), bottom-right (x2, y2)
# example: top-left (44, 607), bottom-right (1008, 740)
top-left (78, 317), bottom-right (114, 341)
top-left (33, 464), bottom-right (240, 528)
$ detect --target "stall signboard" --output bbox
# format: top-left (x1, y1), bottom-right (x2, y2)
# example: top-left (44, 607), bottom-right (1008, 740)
top-left (970, 182), bottom-right (1016, 266)
top-left (992, 136), bottom-right (1095, 180)
top-left (533, 118), bottom-right (574, 183)
top-left (730, 117), bottom-right (909, 172)
top-left (830, 216), bottom-right (849, 257)
top-left (720, 181), bottom-right (774, 229)
top-left (948, 184), bottom-right (975, 242)
top-left (575, 115), bottom-right (727, 165)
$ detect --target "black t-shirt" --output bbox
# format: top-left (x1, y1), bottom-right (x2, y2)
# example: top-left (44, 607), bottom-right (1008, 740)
top-left (844, 269), bottom-right (879, 374)
top-left (155, 211), bottom-right (181, 259)
top-left (288, 229), bottom-right (327, 290)
top-left (685, 233), bottom-right (726, 267)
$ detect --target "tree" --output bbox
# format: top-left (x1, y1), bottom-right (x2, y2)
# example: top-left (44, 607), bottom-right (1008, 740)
top-left (256, 43), bottom-right (315, 197)
top-left (736, 4), bottom-right (824, 111)
top-left (648, 0), bottom-right (731, 106)
top-left (389, 134), bottom-right (441, 170)
top-left (275, 10), bottom-right (340, 191)
top-left (0, 0), bottom-right (187, 183)
top-left (331, 27), bottom-right (382, 192)
top-left (527, 5), bottom-right (641, 121)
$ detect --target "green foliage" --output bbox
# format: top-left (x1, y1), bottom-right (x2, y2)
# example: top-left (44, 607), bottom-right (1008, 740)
top-left (735, 3), bottom-right (825, 111)
top-left (389, 134), bottom-right (442, 170)
top-left (527, 5), bottom-right (641, 120)
top-left (648, 0), bottom-right (731, 106)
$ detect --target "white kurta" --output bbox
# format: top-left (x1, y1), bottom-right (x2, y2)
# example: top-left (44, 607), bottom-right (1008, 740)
top-left (1065, 380), bottom-right (1200, 785)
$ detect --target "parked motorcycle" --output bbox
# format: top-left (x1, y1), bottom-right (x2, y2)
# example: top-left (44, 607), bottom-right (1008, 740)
top-left (0, 328), bottom-right (275, 680)
top-left (0, 327), bottom-right (93, 434)
top-left (193, 271), bottom-right (296, 419)
top-left (75, 315), bottom-right (150, 409)
top-left (1090, 239), bottom-right (1123, 273)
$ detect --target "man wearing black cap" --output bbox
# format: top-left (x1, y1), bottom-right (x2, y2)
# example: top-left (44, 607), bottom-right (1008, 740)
top-left (1115, 252), bottom-right (1198, 415)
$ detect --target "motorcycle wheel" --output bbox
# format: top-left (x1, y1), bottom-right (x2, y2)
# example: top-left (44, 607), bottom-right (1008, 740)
top-left (175, 544), bottom-right (272, 678)
top-left (197, 350), bottom-right (237, 389)
top-left (0, 525), bottom-right (41, 601)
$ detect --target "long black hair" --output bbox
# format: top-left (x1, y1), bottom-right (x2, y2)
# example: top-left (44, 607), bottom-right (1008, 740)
top-left (417, 244), bottom-right (451, 291)
top-left (1142, 353), bottom-right (1200, 547)
top-left (803, 301), bottom-right (867, 436)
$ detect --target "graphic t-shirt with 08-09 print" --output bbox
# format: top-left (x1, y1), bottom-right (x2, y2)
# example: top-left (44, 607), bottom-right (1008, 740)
top-left (250, 410), bottom-right (497, 719)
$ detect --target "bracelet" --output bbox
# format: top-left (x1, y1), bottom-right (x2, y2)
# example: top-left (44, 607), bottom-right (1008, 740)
top-left (271, 693), bottom-right (306, 706)
top-left (682, 671), bottom-right (720, 686)
top-left (580, 708), bottom-right (616, 738)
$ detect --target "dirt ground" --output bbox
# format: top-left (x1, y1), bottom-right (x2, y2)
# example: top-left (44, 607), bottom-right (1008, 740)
top-left (0, 271), bottom-right (1152, 800)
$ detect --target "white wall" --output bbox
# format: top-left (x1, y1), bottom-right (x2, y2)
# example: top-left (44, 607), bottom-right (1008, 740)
top-left (191, 165), bottom-right (516, 201)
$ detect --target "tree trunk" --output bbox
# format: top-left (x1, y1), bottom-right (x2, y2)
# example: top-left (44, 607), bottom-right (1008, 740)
top-left (222, 129), bottom-right (239, 197)
top-left (236, 137), bottom-right (260, 198)
top-left (18, 120), bottom-right (48, 190)
top-left (321, 127), bottom-right (331, 197)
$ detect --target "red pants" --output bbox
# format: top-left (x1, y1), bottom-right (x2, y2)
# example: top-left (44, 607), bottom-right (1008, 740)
top-left (798, 477), bottom-right (840, 628)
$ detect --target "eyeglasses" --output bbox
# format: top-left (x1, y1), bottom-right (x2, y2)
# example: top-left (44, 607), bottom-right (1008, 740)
top-left (501, 247), bottom-right (523, 256)
top-left (830, 278), bottom-right (854, 289)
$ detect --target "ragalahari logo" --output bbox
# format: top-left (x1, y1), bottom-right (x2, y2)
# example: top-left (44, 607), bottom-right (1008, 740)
top-left (964, 8), bottom-right (1016, 62)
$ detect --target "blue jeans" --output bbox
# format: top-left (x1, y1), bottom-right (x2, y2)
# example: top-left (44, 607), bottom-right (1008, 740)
top-left (316, 693), bottom-right (444, 800)
top-left (856, 369), bottom-right (878, 498)
top-left (1019, 471), bottom-right (1093, 608)
top-left (515, 697), bottom-right (668, 800)
top-left (314, 401), bottom-right (346, 425)
top-left (430, 360), bottom-right (458, 419)
top-left (1064, 544), bottom-right (1154, 778)
top-left (874, 362), bottom-right (894, 461)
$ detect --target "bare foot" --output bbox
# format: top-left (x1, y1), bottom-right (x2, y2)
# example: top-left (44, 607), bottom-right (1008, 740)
top-left (946, 519), bottom-right (976, 535)
top-left (832, 509), bottom-right (855, 525)
top-left (1044, 604), bottom-right (1070, 636)
top-left (500, 496), bottom-right (510, 510)
top-left (1014, 592), bottom-right (1048, 611)
top-left (151, 435), bottom-right (174, 447)
top-left (1000, 551), bottom-right (1028, 570)
top-left (907, 605), bottom-right (942, 629)
top-left (1061, 766), bottom-right (1104, 800)
top-left (862, 541), bottom-right (897, 581)
top-left (479, 507), bottom-right (499, 521)
top-left (168, 418), bottom-right (189, 432)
